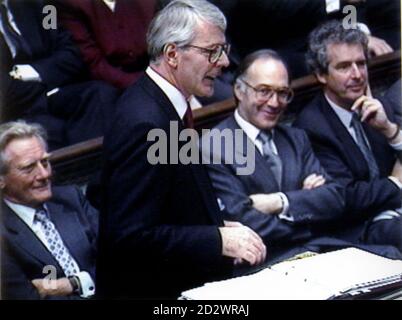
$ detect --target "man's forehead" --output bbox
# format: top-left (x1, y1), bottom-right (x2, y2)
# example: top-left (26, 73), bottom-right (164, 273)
top-left (193, 20), bottom-right (226, 45)
top-left (4, 137), bottom-right (47, 161)
top-left (247, 59), bottom-right (289, 85)
top-left (327, 43), bottom-right (366, 62)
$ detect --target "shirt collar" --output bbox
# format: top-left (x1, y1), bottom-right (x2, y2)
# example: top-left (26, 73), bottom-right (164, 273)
top-left (234, 109), bottom-right (274, 143)
top-left (146, 66), bottom-right (189, 120)
top-left (102, 0), bottom-right (116, 12)
top-left (3, 199), bottom-right (47, 228)
top-left (324, 94), bottom-right (354, 128)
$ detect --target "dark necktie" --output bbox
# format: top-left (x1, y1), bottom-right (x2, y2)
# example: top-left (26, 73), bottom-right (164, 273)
top-left (258, 131), bottom-right (282, 187)
top-left (0, 2), bottom-right (31, 57)
top-left (183, 102), bottom-right (194, 129)
top-left (350, 113), bottom-right (379, 179)
top-left (34, 207), bottom-right (79, 276)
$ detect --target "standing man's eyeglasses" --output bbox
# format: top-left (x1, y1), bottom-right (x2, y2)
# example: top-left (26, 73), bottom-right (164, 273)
top-left (184, 43), bottom-right (231, 64)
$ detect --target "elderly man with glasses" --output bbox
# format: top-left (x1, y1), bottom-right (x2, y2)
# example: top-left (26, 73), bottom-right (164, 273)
top-left (97, 0), bottom-right (266, 299)
top-left (200, 49), bottom-right (383, 266)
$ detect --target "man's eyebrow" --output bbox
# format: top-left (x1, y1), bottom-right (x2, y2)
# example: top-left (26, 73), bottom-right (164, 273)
top-left (18, 154), bottom-right (51, 168)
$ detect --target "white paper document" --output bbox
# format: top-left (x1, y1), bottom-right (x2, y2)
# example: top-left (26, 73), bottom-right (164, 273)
top-left (181, 248), bottom-right (402, 300)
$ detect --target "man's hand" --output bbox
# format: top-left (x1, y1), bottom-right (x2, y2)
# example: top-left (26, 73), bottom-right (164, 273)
top-left (368, 35), bottom-right (393, 57)
top-left (31, 277), bottom-right (73, 298)
top-left (249, 193), bottom-right (282, 215)
top-left (351, 95), bottom-right (400, 142)
top-left (219, 221), bottom-right (266, 266)
top-left (302, 173), bottom-right (326, 190)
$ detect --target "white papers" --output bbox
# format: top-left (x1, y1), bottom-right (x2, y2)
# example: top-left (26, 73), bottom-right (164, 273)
top-left (181, 248), bottom-right (402, 300)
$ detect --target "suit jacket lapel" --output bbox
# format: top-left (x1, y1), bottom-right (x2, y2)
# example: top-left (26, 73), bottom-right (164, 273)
top-left (47, 200), bottom-right (91, 269)
top-left (2, 201), bottom-right (62, 270)
top-left (140, 74), bottom-right (183, 125)
top-left (319, 94), bottom-right (371, 176)
top-left (227, 115), bottom-right (281, 191)
top-left (140, 74), bottom-right (223, 225)
top-left (274, 127), bottom-right (293, 190)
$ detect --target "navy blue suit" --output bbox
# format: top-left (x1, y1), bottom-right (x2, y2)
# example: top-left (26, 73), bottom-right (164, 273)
top-left (0, 0), bottom-right (118, 149)
top-left (202, 115), bottom-right (353, 261)
top-left (1, 186), bottom-right (99, 300)
top-left (202, 115), bottom-right (402, 264)
top-left (97, 74), bottom-right (233, 299)
top-left (294, 93), bottom-right (402, 250)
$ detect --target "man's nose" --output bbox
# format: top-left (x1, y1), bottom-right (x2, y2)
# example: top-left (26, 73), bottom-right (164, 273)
top-left (350, 62), bottom-right (362, 78)
top-left (266, 91), bottom-right (281, 108)
top-left (36, 162), bottom-right (51, 179)
top-left (216, 50), bottom-right (230, 68)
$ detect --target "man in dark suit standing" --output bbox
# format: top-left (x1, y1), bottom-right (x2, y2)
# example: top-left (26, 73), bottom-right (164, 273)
top-left (97, 0), bottom-right (266, 299)
top-left (0, 0), bottom-right (117, 149)
top-left (0, 121), bottom-right (98, 299)
top-left (294, 20), bottom-right (402, 253)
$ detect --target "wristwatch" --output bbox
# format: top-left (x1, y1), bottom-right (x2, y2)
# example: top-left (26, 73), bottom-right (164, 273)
top-left (68, 275), bottom-right (82, 295)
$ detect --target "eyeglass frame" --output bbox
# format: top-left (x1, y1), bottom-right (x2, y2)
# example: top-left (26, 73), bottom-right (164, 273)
top-left (183, 43), bottom-right (231, 64)
top-left (239, 78), bottom-right (294, 104)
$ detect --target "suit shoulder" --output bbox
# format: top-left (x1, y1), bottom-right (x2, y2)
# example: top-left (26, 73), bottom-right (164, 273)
top-left (294, 96), bottom-right (321, 125)
top-left (51, 185), bottom-right (82, 204)
top-left (277, 124), bottom-right (310, 143)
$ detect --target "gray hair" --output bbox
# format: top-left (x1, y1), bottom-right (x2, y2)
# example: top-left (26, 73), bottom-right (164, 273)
top-left (306, 20), bottom-right (369, 75)
top-left (147, 0), bottom-right (227, 62)
top-left (0, 121), bottom-right (47, 175)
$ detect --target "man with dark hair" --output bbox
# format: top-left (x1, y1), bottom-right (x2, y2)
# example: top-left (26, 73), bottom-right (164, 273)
top-left (294, 20), bottom-right (402, 253)
top-left (0, 121), bottom-right (98, 299)
top-left (97, 0), bottom-right (266, 299)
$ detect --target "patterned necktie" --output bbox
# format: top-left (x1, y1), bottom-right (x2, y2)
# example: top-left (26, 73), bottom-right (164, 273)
top-left (0, 1), bottom-right (31, 57)
top-left (183, 103), bottom-right (194, 129)
top-left (258, 131), bottom-right (282, 187)
top-left (34, 208), bottom-right (79, 277)
top-left (350, 114), bottom-right (379, 179)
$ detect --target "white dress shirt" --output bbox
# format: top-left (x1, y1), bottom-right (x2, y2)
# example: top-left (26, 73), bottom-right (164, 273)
top-left (146, 66), bottom-right (189, 120)
top-left (102, 0), bottom-right (116, 12)
top-left (4, 199), bottom-right (95, 298)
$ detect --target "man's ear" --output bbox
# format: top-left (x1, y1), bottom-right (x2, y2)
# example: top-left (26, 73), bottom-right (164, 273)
top-left (316, 72), bottom-right (327, 85)
top-left (163, 43), bottom-right (179, 68)
top-left (234, 82), bottom-right (244, 102)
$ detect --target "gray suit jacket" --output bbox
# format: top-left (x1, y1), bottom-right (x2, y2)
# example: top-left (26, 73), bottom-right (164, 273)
top-left (201, 115), bottom-right (345, 251)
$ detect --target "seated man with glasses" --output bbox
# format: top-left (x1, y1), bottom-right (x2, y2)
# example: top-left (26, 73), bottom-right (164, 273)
top-left (201, 49), bottom-right (402, 265)
top-left (0, 121), bottom-right (99, 299)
